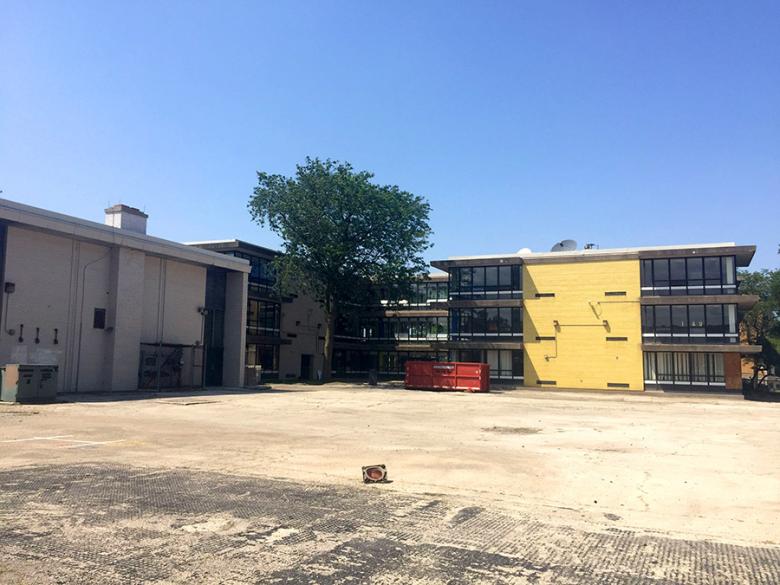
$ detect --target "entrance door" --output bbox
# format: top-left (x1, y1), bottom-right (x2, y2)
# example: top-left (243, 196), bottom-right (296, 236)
top-left (300, 354), bottom-right (313, 381)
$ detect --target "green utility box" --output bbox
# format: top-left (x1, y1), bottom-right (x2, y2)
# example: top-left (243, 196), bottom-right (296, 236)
top-left (0, 364), bottom-right (59, 403)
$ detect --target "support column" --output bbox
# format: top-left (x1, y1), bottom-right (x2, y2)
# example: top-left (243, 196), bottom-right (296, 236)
top-left (105, 247), bottom-right (145, 392)
top-left (222, 270), bottom-right (247, 387)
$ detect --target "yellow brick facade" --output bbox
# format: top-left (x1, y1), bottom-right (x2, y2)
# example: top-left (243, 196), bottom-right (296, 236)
top-left (523, 259), bottom-right (644, 390)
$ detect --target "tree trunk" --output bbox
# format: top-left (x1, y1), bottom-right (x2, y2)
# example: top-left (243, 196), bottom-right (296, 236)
top-left (322, 297), bottom-right (336, 380)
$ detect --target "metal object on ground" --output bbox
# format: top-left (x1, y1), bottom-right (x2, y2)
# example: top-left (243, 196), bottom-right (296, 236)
top-left (405, 361), bottom-right (490, 392)
top-left (362, 464), bottom-right (387, 483)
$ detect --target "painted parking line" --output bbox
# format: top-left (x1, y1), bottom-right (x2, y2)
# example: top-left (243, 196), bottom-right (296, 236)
top-left (0, 435), bottom-right (74, 443)
top-left (61, 440), bottom-right (125, 449)
top-left (0, 435), bottom-right (124, 449)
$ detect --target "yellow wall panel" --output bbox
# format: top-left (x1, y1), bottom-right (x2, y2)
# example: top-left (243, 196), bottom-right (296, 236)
top-left (523, 259), bottom-right (644, 390)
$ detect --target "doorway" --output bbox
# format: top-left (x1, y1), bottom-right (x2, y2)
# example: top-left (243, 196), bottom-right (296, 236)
top-left (300, 354), bottom-right (313, 381)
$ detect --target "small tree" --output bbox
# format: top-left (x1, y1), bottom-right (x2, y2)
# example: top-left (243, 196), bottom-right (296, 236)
top-left (739, 269), bottom-right (780, 390)
top-left (249, 158), bottom-right (432, 379)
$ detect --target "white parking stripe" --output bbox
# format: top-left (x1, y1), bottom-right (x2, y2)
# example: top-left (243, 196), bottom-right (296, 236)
top-left (0, 435), bottom-right (74, 443)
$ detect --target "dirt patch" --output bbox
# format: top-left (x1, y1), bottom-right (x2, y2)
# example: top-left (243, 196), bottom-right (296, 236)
top-left (483, 426), bottom-right (541, 435)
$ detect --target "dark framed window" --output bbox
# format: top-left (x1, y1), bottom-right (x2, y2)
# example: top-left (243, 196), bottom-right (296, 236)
top-left (449, 307), bottom-right (523, 339)
top-left (448, 265), bottom-right (522, 300)
top-left (453, 349), bottom-right (523, 380)
top-left (246, 343), bottom-right (279, 375)
top-left (641, 304), bottom-right (737, 343)
top-left (332, 349), bottom-right (448, 375)
top-left (640, 256), bottom-right (737, 296)
top-left (247, 299), bottom-right (281, 335)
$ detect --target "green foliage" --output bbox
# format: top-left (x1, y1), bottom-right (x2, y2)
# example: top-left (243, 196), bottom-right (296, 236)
top-left (739, 269), bottom-right (780, 387)
top-left (248, 157), bottom-right (433, 377)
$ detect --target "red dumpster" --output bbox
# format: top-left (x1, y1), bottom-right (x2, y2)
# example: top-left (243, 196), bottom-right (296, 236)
top-left (404, 361), bottom-right (490, 392)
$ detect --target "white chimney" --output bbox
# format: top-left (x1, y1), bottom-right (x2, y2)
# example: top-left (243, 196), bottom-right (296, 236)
top-left (104, 204), bottom-right (148, 234)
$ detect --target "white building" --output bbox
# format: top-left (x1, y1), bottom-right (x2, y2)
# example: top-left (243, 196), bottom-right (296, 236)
top-left (0, 198), bottom-right (249, 393)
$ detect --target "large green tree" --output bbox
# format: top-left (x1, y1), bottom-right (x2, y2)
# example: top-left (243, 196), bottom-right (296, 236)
top-left (739, 269), bottom-right (780, 389)
top-left (249, 157), bottom-right (432, 379)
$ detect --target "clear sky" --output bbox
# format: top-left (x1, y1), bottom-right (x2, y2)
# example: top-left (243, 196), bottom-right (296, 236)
top-left (1, 1), bottom-right (778, 269)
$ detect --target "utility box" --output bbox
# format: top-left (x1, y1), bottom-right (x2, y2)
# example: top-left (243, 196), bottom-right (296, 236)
top-left (405, 361), bottom-right (490, 393)
top-left (1, 364), bottom-right (59, 403)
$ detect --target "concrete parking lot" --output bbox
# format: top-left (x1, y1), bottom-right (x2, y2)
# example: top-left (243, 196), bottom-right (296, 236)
top-left (1, 383), bottom-right (779, 583)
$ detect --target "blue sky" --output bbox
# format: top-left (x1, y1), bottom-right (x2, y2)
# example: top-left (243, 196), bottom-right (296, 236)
top-left (1, 1), bottom-right (778, 269)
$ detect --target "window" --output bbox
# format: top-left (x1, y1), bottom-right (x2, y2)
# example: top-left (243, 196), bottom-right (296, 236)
top-left (641, 304), bottom-right (737, 344)
top-left (644, 351), bottom-right (725, 387)
top-left (449, 307), bottom-right (523, 339)
top-left (246, 343), bottom-right (279, 375)
top-left (454, 349), bottom-right (523, 380)
top-left (640, 256), bottom-right (737, 296)
top-left (671, 305), bottom-right (688, 335)
top-left (247, 299), bottom-right (280, 335)
top-left (449, 265), bottom-right (522, 300)
top-left (669, 259), bottom-right (686, 294)
top-left (93, 308), bottom-right (106, 329)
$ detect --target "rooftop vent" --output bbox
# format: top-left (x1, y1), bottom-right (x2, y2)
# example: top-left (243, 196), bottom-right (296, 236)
top-left (105, 204), bottom-right (148, 234)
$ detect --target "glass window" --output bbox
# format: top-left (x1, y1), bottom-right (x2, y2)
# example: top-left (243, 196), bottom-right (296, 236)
top-left (472, 308), bottom-right (486, 335)
top-left (708, 353), bottom-right (724, 382)
top-left (704, 257), bottom-right (721, 286)
top-left (672, 305), bottom-right (688, 335)
top-left (511, 350), bottom-right (524, 377)
top-left (691, 353), bottom-right (707, 383)
top-left (641, 260), bottom-right (653, 288)
top-left (472, 267), bottom-right (485, 291)
top-left (706, 305), bottom-right (723, 335)
top-left (495, 308), bottom-right (508, 334)
top-left (498, 266), bottom-right (512, 290)
top-left (459, 267), bottom-right (472, 289)
top-left (655, 306), bottom-right (671, 335)
top-left (485, 308), bottom-right (499, 334)
top-left (486, 266), bottom-right (498, 289)
top-left (512, 265), bottom-right (522, 291)
top-left (657, 352), bottom-right (674, 382)
top-left (722, 256), bottom-right (735, 285)
top-left (674, 353), bottom-right (690, 383)
top-left (511, 308), bottom-right (523, 334)
top-left (686, 257), bottom-right (704, 295)
top-left (641, 306), bottom-right (654, 334)
top-left (725, 305), bottom-right (737, 336)
top-left (653, 259), bottom-right (669, 287)
top-left (644, 352), bottom-right (657, 381)
top-left (689, 305), bottom-right (705, 336)
top-left (670, 259), bottom-right (686, 293)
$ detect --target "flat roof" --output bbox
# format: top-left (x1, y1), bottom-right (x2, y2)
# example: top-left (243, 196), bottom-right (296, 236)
top-left (432, 242), bottom-right (756, 269)
top-left (0, 198), bottom-right (250, 273)
top-left (186, 239), bottom-right (280, 258)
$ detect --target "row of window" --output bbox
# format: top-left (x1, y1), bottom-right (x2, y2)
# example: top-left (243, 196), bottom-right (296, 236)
top-left (448, 265), bottom-right (522, 300)
top-left (331, 349), bottom-right (524, 380)
top-left (332, 350), bottom-right (450, 375)
top-left (641, 304), bottom-right (738, 343)
top-left (640, 256), bottom-right (736, 296)
top-left (380, 281), bottom-right (449, 306)
top-left (247, 299), bottom-right (281, 336)
top-left (643, 351), bottom-right (725, 387)
top-left (449, 307), bottom-right (523, 339)
top-left (336, 316), bottom-right (449, 341)
top-left (452, 349), bottom-right (524, 380)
